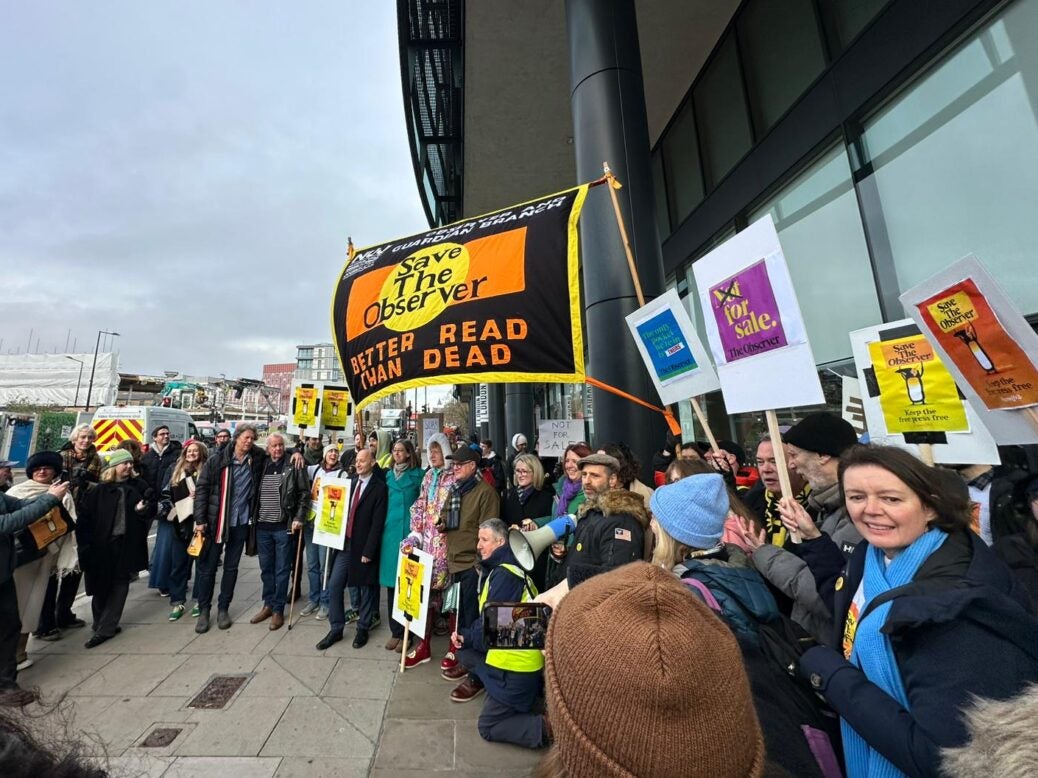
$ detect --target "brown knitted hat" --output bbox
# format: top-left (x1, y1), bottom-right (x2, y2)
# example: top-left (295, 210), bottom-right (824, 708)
top-left (544, 562), bottom-right (765, 777)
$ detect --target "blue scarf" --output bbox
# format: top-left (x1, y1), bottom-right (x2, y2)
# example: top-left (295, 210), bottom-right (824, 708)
top-left (843, 528), bottom-right (947, 778)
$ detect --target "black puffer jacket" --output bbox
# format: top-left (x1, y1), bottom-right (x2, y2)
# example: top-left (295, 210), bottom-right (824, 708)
top-left (193, 443), bottom-right (266, 542)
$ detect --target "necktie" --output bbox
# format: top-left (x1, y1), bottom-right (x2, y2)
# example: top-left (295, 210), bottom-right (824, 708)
top-left (346, 481), bottom-right (362, 539)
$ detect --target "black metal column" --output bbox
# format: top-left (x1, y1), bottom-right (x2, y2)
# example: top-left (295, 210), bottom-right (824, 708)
top-left (504, 384), bottom-right (534, 457)
top-left (566, 0), bottom-right (667, 481)
top-left (487, 383), bottom-right (507, 453)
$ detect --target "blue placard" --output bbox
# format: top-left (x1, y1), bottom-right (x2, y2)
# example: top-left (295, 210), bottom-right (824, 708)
top-left (635, 309), bottom-right (698, 382)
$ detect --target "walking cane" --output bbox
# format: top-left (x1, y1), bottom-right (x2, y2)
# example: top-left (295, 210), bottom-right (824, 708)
top-left (287, 528), bottom-right (304, 630)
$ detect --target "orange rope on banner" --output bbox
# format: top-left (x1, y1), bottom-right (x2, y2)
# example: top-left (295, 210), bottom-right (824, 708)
top-left (586, 376), bottom-right (681, 435)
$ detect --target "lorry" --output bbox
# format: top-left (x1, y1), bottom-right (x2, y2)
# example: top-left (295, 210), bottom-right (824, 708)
top-left (90, 406), bottom-right (201, 452)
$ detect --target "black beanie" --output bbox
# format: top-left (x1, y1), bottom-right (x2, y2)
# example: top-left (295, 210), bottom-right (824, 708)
top-left (783, 413), bottom-right (858, 457)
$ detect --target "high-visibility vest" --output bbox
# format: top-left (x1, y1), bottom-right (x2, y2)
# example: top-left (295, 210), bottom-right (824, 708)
top-left (479, 563), bottom-right (545, 673)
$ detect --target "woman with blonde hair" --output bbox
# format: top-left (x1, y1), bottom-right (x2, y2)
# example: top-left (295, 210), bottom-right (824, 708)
top-left (162, 440), bottom-right (208, 621)
top-left (667, 457), bottom-right (760, 552)
top-left (75, 450), bottom-right (156, 648)
top-left (502, 453), bottom-right (555, 590)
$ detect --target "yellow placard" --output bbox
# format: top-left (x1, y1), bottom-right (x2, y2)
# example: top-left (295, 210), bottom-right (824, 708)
top-left (317, 484), bottom-right (346, 536)
top-left (396, 556), bottom-right (424, 620)
top-left (293, 386), bottom-right (318, 428)
top-left (868, 334), bottom-right (969, 433)
top-left (321, 387), bottom-right (351, 430)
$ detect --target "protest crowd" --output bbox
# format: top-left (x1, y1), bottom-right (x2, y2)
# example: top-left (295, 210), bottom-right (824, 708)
top-left (2, 411), bottom-right (1038, 778)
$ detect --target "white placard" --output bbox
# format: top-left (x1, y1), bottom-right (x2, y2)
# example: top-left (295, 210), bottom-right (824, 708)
top-left (899, 255), bottom-right (1038, 444)
top-left (692, 214), bottom-right (824, 413)
top-left (537, 419), bottom-right (585, 456)
top-left (391, 547), bottom-right (435, 636)
top-left (312, 476), bottom-right (351, 550)
top-left (625, 288), bottom-right (719, 406)
top-left (849, 320), bottom-right (1000, 464)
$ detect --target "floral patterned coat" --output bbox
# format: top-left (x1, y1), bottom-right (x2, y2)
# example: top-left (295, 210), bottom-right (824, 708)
top-left (408, 465), bottom-right (457, 590)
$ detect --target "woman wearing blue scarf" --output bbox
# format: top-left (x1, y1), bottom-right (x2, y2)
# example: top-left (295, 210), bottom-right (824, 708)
top-left (783, 445), bottom-right (1038, 778)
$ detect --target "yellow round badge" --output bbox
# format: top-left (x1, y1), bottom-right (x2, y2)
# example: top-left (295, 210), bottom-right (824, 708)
top-left (835, 576), bottom-right (844, 591)
top-left (576, 543), bottom-right (582, 552)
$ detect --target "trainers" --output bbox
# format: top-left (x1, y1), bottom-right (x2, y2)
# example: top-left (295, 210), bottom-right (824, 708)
top-left (16, 655), bottom-right (33, 672)
top-left (169, 604), bottom-right (186, 622)
top-left (343, 609), bottom-right (359, 625)
top-left (190, 604), bottom-right (201, 618)
top-left (315, 605), bottom-right (329, 621)
top-left (299, 602), bottom-right (319, 617)
top-left (158, 590), bottom-right (170, 598)
top-left (35, 628), bottom-right (62, 642)
top-left (370, 615), bottom-right (381, 630)
top-left (403, 640), bottom-right (431, 669)
top-left (449, 677), bottom-right (485, 703)
top-left (57, 617), bottom-right (86, 630)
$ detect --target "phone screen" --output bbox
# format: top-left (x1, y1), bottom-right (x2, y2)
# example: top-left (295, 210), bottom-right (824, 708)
top-left (482, 602), bottom-right (551, 650)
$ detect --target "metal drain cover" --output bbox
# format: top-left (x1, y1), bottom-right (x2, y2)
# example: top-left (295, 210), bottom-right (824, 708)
top-left (188, 675), bottom-right (249, 709)
top-left (140, 728), bottom-right (182, 748)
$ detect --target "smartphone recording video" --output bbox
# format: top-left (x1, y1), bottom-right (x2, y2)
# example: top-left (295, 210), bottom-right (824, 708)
top-left (482, 602), bottom-right (552, 650)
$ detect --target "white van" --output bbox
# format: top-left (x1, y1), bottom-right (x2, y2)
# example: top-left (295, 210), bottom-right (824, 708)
top-left (91, 406), bottom-right (200, 453)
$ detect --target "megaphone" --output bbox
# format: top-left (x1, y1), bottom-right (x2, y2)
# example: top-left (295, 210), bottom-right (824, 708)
top-left (510, 515), bottom-right (577, 572)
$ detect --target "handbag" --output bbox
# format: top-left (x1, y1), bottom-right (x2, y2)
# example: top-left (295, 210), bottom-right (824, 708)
top-left (187, 529), bottom-right (206, 558)
top-left (22, 506), bottom-right (69, 553)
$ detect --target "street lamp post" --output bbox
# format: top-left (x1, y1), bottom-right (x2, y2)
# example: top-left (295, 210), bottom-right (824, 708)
top-left (84, 330), bottom-right (120, 411)
top-left (65, 355), bottom-right (85, 409)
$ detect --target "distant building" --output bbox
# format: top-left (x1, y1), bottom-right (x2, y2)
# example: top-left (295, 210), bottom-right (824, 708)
top-left (262, 363), bottom-right (295, 411)
top-left (295, 343), bottom-right (342, 383)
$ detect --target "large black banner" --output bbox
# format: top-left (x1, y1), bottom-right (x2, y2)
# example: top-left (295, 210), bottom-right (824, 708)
top-left (331, 185), bottom-right (589, 409)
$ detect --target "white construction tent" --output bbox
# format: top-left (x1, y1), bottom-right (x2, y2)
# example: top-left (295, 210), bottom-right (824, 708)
top-left (0, 352), bottom-right (120, 408)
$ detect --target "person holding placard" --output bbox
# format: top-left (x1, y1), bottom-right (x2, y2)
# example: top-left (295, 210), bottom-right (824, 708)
top-left (160, 440), bottom-right (208, 621)
top-left (316, 448), bottom-right (388, 650)
top-left (302, 445), bottom-right (347, 620)
top-left (401, 432), bottom-right (457, 669)
top-left (736, 413), bottom-right (861, 642)
top-left (743, 436), bottom-right (813, 550)
top-left (789, 445), bottom-right (1038, 778)
top-left (381, 439), bottom-right (424, 651)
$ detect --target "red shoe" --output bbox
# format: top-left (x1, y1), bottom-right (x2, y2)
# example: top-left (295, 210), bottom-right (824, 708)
top-left (449, 677), bottom-right (485, 703)
top-left (403, 640), bottom-right (431, 669)
top-left (440, 646), bottom-right (459, 671)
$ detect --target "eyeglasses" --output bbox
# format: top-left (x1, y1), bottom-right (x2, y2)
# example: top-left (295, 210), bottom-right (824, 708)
top-left (514, 468), bottom-right (532, 475)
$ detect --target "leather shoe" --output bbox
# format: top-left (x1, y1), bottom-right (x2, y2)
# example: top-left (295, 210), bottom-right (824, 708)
top-left (84, 633), bottom-right (111, 649)
top-left (250, 606), bottom-right (273, 624)
top-left (217, 610), bottom-right (232, 630)
top-left (269, 612), bottom-right (284, 630)
top-left (450, 677), bottom-right (485, 703)
top-left (316, 631), bottom-right (343, 650)
top-left (352, 630), bottom-right (369, 649)
top-left (442, 664), bottom-right (467, 681)
top-left (195, 610), bottom-right (211, 634)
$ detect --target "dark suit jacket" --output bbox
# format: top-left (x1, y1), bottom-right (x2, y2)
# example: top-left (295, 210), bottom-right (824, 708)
top-left (345, 474), bottom-right (388, 588)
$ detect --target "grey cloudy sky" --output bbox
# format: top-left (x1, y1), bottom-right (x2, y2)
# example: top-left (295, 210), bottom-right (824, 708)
top-left (0, 2), bottom-right (427, 379)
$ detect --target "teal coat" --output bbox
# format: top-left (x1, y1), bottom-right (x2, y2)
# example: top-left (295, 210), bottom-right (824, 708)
top-left (379, 466), bottom-right (426, 588)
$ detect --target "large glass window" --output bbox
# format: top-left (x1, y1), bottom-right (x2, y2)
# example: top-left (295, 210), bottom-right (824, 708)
top-left (693, 34), bottom-right (754, 187)
top-left (823, 0), bottom-right (890, 50)
top-left (750, 144), bottom-right (882, 363)
top-left (739, 0), bottom-right (827, 133)
top-left (661, 100), bottom-right (705, 226)
top-left (860, 0), bottom-right (1038, 316)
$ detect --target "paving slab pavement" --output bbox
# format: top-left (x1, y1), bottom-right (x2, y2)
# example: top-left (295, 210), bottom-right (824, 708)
top-left (17, 554), bottom-right (543, 776)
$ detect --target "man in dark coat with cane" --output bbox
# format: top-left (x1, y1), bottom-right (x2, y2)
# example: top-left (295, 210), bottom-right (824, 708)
top-left (316, 448), bottom-right (388, 650)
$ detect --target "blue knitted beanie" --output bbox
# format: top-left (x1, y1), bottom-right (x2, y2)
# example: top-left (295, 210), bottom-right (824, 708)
top-left (649, 474), bottom-right (729, 549)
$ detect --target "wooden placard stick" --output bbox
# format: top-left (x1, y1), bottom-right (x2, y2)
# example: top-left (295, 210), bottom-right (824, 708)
top-left (765, 409), bottom-right (799, 543)
top-left (690, 396), bottom-right (721, 455)
top-left (918, 443), bottom-right (935, 466)
top-left (400, 621), bottom-right (410, 673)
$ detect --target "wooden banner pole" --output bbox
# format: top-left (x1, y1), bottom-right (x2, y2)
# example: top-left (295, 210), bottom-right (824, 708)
top-left (399, 621), bottom-right (410, 673)
top-left (765, 409), bottom-right (799, 544)
top-left (918, 443), bottom-right (935, 467)
top-left (1023, 407), bottom-right (1038, 436)
top-left (689, 397), bottom-right (721, 455)
top-left (602, 162), bottom-right (645, 308)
